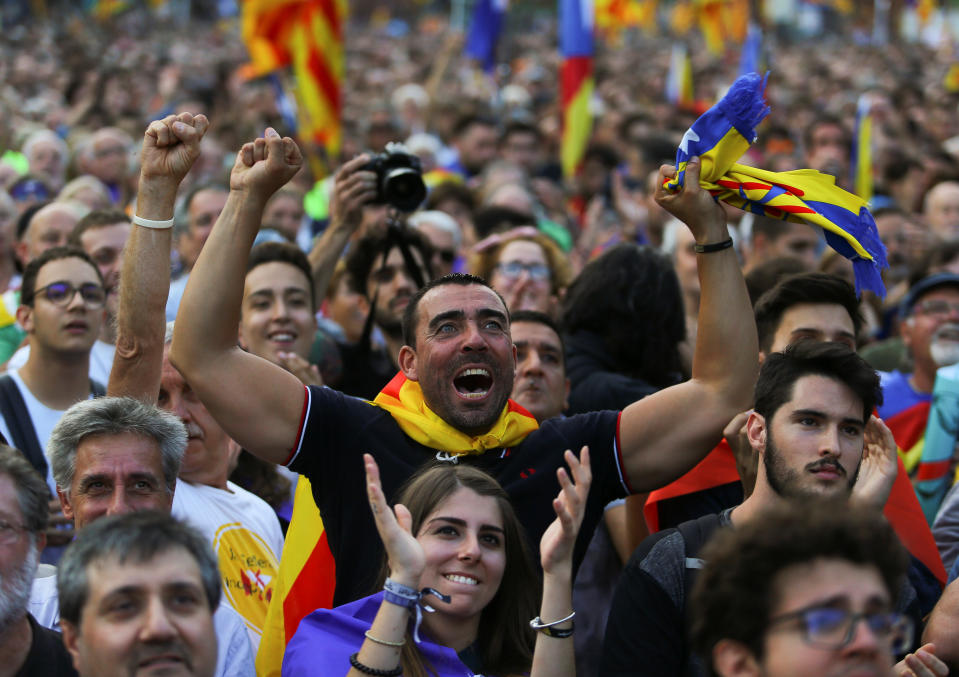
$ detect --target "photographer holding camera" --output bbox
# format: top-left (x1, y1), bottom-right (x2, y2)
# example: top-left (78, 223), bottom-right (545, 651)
top-left (306, 145), bottom-right (434, 398)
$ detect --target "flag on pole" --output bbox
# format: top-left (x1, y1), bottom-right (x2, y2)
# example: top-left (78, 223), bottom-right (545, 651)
top-left (695, 0), bottom-right (725, 55)
top-left (852, 94), bottom-right (873, 204)
top-left (255, 477), bottom-right (337, 677)
top-left (241, 0), bottom-right (347, 161)
top-left (665, 42), bottom-right (695, 109)
top-left (560, 0), bottom-right (595, 179)
top-left (464, 0), bottom-right (508, 73)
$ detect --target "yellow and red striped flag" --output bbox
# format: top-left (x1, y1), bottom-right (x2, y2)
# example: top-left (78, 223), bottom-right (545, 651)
top-left (241, 0), bottom-right (347, 158)
top-left (255, 477), bottom-right (336, 677)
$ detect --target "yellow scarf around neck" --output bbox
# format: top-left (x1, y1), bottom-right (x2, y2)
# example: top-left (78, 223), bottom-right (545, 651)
top-left (371, 372), bottom-right (539, 456)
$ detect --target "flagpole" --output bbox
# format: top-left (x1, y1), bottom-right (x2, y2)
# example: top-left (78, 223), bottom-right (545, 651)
top-left (451, 0), bottom-right (467, 31)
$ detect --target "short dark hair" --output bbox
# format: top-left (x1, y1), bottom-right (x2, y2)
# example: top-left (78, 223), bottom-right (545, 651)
top-left (691, 501), bottom-right (907, 671)
top-left (177, 182), bottom-right (228, 232)
top-left (20, 245), bottom-right (104, 307)
top-left (803, 113), bottom-right (850, 151)
top-left (58, 511), bottom-right (221, 626)
top-left (247, 241), bottom-right (316, 311)
top-left (401, 273), bottom-right (506, 348)
top-left (0, 444), bottom-right (49, 533)
top-left (500, 120), bottom-right (541, 146)
top-left (750, 214), bottom-right (803, 245)
top-left (511, 309), bottom-right (564, 366)
top-left (753, 273), bottom-right (863, 353)
top-left (344, 228), bottom-right (433, 298)
top-left (451, 113), bottom-right (498, 139)
top-left (425, 181), bottom-right (476, 213)
top-left (68, 209), bottom-right (130, 248)
top-left (754, 341), bottom-right (881, 423)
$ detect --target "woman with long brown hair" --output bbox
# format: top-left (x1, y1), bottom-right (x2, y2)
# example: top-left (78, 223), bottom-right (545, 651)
top-left (284, 448), bottom-right (590, 677)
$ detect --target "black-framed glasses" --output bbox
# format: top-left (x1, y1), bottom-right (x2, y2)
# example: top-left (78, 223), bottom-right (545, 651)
top-left (495, 261), bottom-right (550, 281)
top-left (32, 281), bottom-right (106, 308)
top-left (768, 604), bottom-right (913, 653)
top-left (0, 518), bottom-right (29, 545)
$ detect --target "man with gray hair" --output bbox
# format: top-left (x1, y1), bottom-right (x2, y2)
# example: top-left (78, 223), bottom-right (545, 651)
top-left (0, 444), bottom-right (77, 675)
top-left (29, 396), bottom-right (255, 677)
top-left (58, 511), bottom-right (219, 677)
top-left (22, 129), bottom-right (68, 192)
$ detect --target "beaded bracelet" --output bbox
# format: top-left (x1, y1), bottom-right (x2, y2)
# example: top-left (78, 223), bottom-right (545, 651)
top-left (349, 652), bottom-right (402, 676)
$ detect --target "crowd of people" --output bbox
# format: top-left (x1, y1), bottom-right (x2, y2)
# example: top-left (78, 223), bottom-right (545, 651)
top-left (6, 3), bottom-right (959, 677)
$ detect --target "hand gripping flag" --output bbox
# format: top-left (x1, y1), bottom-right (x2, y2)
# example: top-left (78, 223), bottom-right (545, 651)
top-left (664, 72), bottom-right (888, 297)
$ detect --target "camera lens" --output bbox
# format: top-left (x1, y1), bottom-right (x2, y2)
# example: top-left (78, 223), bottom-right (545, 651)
top-left (383, 168), bottom-right (427, 212)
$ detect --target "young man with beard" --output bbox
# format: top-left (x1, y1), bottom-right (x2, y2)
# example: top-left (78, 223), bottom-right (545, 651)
top-left (336, 227), bottom-right (433, 399)
top-left (170, 134), bottom-right (758, 608)
top-left (602, 342), bottom-right (940, 677)
top-left (0, 445), bottom-right (77, 676)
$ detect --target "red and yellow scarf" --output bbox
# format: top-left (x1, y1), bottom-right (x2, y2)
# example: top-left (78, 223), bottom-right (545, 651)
top-left (371, 373), bottom-right (538, 455)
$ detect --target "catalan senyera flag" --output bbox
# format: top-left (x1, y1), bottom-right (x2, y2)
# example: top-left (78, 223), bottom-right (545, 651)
top-left (664, 72), bottom-right (888, 297)
top-left (695, 0), bottom-right (725, 55)
top-left (464, 0), bottom-right (508, 73)
top-left (852, 94), bottom-right (873, 204)
top-left (255, 477), bottom-right (336, 677)
top-left (595, 0), bottom-right (655, 40)
top-left (560, 0), bottom-right (595, 179)
top-left (241, 0), bottom-right (347, 157)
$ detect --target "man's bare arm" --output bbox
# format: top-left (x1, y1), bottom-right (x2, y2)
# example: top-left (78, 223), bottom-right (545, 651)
top-left (108, 113), bottom-right (208, 402)
top-left (170, 129), bottom-right (306, 465)
top-left (306, 154), bottom-right (376, 304)
top-left (620, 156), bottom-right (759, 491)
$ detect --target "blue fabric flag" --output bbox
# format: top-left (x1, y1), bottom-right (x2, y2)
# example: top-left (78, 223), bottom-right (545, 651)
top-left (465, 0), bottom-right (508, 72)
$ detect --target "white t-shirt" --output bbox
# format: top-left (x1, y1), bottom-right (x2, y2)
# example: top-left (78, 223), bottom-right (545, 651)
top-left (30, 564), bottom-right (255, 677)
top-left (0, 370), bottom-right (94, 494)
top-left (7, 340), bottom-right (115, 386)
top-left (172, 479), bottom-right (284, 651)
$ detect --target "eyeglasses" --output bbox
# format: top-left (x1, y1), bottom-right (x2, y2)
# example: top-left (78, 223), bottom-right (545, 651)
top-left (0, 519), bottom-right (29, 546)
top-left (495, 261), bottom-right (551, 281)
top-left (767, 605), bottom-right (913, 653)
top-left (33, 281), bottom-right (106, 308)
top-left (913, 299), bottom-right (959, 318)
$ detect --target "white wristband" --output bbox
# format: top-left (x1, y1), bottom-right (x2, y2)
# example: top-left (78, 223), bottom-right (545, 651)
top-left (132, 214), bottom-right (175, 229)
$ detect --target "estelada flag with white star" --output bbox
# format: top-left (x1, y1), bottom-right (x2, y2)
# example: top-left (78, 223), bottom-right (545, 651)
top-left (664, 72), bottom-right (888, 297)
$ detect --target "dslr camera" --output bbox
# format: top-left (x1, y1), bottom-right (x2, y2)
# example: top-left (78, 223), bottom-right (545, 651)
top-left (362, 142), bottom-right (427, 212)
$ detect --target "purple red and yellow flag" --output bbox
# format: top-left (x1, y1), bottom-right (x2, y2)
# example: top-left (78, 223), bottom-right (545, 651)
top-left (665, 72), bottom-right (888, 296)
top-left (560, 0), bottom-right (595, 179)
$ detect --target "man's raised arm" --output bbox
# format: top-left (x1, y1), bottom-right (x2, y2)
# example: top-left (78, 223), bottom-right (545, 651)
top-left (619, 156), bottom-right (759, 491)
top-left (169, 129), bottom-right (306, 465)
top-left (109, 113), bottom-right (208, 401)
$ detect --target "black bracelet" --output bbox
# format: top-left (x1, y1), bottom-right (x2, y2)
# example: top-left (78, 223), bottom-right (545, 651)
top-left (349, 652), bottom-right (402, 677)
top-left (693, 238), bottom-right (734, 254)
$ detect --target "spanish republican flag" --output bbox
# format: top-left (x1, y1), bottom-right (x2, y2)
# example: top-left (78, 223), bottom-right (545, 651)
top-left (241, 0), bottom-right (347, 157)
top-left (255, 478), bottom-right (336, 677)
top-left (560, 0), bottom-right (595, 179)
